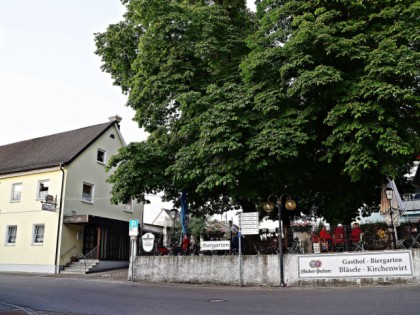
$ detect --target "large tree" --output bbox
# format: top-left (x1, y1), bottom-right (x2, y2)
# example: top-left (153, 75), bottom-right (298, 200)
top-left (241, 0), bottom-right (419, 222)
top-left (95, 0), bottom-right (419, 223)
top-left (95, 0), bottom-right (258, 215)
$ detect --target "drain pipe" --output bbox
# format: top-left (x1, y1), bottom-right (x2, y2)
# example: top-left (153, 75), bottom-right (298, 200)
top-left (54, 164), bottom-right (66, 273)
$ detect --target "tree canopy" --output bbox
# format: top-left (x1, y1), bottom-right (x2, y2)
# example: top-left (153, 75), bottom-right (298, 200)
top-left (95, 0), bottom-right (419, 224)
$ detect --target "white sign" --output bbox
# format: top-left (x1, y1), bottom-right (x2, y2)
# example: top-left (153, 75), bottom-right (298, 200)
top-left (129, 219), bottom-right (139, 236)
top-left (241, 228), bottom-right (260, 235)
top-left (241, 212), bottom-right (258, 219)
top-left (42, 203), bottom-right (56, 212)
top-left (201, 241), bottom-right (230, 251)
top-left (298, 251), bottom-right (413, 279)
top-left (240, 212), bottom-right (259, 235)
top-left (142, 233), bottom-right (155, 252)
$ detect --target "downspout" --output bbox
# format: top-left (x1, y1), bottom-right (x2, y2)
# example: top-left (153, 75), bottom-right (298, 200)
top-left (54, 164), bottom-right (66, 273)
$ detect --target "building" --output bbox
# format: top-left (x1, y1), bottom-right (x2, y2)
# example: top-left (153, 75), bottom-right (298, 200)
top-left (152, 209), bottom-right (178, 247)
top-left (0, 116), bottom-right (143, 273)
top-left (360, 160), bottom-right (420, 224)
top-left (401, 160), bottom-right (420, 222)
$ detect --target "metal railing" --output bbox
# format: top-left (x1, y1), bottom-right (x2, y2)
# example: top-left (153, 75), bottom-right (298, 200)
top-left (60, 244), bottom-right (78, 258)
top-left (401, 193), bottom-right (420, 211)
top-left (80, 246), bottom-right (98, 272)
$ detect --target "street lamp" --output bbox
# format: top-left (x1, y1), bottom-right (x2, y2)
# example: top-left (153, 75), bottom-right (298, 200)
top-left (170, 209), bottom-right (178, 246)
top-left (385, 187), bottom-right (397, 249)
top-left (263, 193), bottom-right (297, 287)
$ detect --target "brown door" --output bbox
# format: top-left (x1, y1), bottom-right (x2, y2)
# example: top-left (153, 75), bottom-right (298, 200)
top-left (83, 226), bottom-right (97, 255)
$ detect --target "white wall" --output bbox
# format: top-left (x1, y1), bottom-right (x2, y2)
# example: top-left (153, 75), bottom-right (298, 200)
top-left (0, 169), bottom-right (63, 271)
top-left (63, 125), bottom-right (143, 222)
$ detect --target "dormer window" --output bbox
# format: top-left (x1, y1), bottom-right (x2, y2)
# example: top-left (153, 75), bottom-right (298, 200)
top-left (97, 149), bottom-right (106, 164)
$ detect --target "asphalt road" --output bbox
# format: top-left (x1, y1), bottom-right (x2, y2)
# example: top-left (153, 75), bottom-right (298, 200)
top-left (1, 271), bottom-right (420, 315)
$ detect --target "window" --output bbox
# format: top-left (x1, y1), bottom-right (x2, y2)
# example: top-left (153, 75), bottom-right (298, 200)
top-left (37, 180), bottom-right (50, 199)
top-left (33, 224), bottom-right (45, 244)
top-left (97, 149), bottom-right (106, 164)
top-left (82, 183), bottom-right (94, 203)
top-left (11, 183), bottom-right (22, 202)
top-left (123, 200), bottom-right (133, 213)
top-left (6, 226), bottom-right (17, 244)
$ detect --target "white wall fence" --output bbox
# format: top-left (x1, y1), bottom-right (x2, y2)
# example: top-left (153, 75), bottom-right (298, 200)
top-left (130, 249), bottom-right (420, 287)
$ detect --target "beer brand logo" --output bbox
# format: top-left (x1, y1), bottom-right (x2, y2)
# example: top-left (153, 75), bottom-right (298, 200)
top-left (309, 260), bottom-right (322, 268)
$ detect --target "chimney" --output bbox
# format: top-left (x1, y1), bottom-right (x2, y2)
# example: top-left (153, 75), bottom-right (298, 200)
top-left (108, 115), bottom-right (122, 123)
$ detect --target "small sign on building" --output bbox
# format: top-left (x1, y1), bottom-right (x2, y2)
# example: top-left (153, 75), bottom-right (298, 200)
top-left (142, 233), bottom-right (155, 252)
top-left (41, 194), bottom-right (57, 212)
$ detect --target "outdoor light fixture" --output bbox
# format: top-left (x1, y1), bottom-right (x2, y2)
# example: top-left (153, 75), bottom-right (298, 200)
top-left (262, 202), bottom-right (275, 213)
top-left (170, 209), bottom-right (177, 220)
top-left (385, 187), bottom-right (394, 201)
top-left (384, 187), bottom-right (397, 249)
top-left (263, 193), bottom-right (296, 287)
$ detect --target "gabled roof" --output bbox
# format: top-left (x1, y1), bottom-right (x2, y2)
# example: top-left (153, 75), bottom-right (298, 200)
top-left (0, 120), bottom-right (120, 176)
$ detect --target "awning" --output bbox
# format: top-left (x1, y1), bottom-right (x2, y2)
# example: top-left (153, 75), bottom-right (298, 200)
top-left (63, 215), bottom-right (128, 226)
top-left (63, 215), bottom-right (89, 224)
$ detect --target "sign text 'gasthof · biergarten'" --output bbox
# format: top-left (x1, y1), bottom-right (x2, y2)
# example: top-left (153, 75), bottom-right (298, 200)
top-left (298, 251), bottom-right (413, 279)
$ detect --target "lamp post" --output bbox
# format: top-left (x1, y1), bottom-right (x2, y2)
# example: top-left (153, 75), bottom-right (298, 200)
top-left (385, 187), bottom-right (397, 249)
top-left (170, 209), bottom-right (178, 246)
top-left (263, 193), bottom-right (297, 287)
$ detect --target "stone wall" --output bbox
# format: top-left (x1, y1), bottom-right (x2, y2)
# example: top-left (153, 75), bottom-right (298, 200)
top-left (130, 248), bottom-right (420, 287)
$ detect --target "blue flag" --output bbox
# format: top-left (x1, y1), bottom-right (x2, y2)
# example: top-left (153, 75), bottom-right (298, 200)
top-left (180, 191), bottom-right (189, 235)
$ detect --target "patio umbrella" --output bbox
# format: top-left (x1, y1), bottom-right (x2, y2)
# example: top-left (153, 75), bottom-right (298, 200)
top-left (380, 178), bottom-right (406, 226)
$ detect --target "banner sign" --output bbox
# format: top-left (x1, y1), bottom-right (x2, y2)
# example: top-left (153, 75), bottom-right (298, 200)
top-left (298, 251), bottom-right (413, 279)
top-left (201, 241), bottom-right (230, 251)
top-left (180, 191), bottom-right (189, 235)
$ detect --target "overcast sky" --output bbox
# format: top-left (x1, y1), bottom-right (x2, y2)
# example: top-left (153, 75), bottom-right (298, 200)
top-left (0, 0), bottom-right (256, 223)
top-left (0, 0), bottom-right (255, 146)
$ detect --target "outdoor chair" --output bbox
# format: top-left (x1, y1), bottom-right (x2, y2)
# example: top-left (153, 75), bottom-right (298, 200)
top-left (352, 233), bottom-right (365, 251)
top-left (332, 234), bottom-right (344, 252)
top-left (318, 238), bottom-right (329, 252)
top-left (410, 232), bottom-right (420, 248)
top-left (254, 242), bottom-right (278, 255)
top-left (287, 237), bottom-right (304, 254)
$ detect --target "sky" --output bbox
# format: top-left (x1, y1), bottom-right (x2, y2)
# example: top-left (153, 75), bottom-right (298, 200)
top-left (0, 0), bottom-right (256, 223)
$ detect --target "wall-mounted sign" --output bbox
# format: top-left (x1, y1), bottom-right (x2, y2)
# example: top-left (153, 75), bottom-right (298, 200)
top-left (142, 233), bottom-right (155, 252)
top-left (41, 194), bottom-right (57, 212)
top-left (298, 251), bottom-right (413, 279)
top-left (201, 241), bottom-right (230, 251)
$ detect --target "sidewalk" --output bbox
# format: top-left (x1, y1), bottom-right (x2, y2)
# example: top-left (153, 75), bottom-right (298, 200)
top-left (49, 267), bottom-right (129, 282)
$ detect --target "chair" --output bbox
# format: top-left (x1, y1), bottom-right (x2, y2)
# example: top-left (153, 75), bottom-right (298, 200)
top-left (411, 233), bottom-right (420, 248)
top-left (319, 238), bottom-right (329, 252)
top-left (333, 234), bottom-right (344, 252)
top-left (254, 242), bottom-right (278, 255)
top-left (352, 233), bottom-right (364, 251)
top-left (287, 237), bottom-right (303, 254)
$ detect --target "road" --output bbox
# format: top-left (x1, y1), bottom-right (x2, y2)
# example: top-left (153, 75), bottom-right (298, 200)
top-left (1, 271), bottom-right (420, 315)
